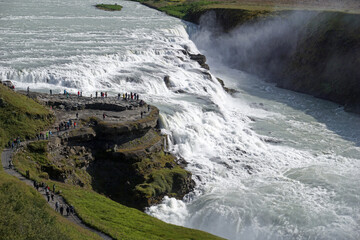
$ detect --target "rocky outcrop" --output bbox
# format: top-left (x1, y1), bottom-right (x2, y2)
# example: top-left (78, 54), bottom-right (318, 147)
top-left (20, 92), bottom-right (195, 210)
top-left (189, 53), bottom-right (210, 70)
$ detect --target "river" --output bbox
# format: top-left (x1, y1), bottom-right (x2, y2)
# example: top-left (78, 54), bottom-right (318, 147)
top-left (1, 0), bottom-right (359, 239)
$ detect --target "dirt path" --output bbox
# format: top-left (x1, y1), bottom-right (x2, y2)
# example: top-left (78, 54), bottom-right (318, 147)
top-left (1, 147), bottom-right (113, 240)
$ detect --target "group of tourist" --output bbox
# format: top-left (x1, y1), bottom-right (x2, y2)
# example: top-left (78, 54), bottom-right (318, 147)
top-left (95, 91), bottom-right (107, 98)
top-left (121, 92), bottom-right (139, 101)
top-left (32, 181), bottom-right (74, 216)
top-left (56, 119), bottom-right (77, 132)
top-left (55, 201), bottom-right (74, 216)
top-left (36, 131), bottom-right (53, 140)
top-left (8, 137), bottom-right (21, 149)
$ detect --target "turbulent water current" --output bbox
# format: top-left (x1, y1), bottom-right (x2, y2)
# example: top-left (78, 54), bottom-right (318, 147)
top-left (1, 0), bottom-right (360, 239)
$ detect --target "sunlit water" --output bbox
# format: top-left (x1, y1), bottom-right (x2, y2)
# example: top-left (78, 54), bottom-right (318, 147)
top-left (1, 0), bottom-right (359, 239)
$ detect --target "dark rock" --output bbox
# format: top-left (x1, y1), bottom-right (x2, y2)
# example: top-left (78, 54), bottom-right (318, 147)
top-left (189, 53), bottom-right (206, 65)
top-left (243, 164), bottom-right (254, 175)
top-left (164, 75), bottom-right (172, 88)
top-left (219, 161), bottom-right (233, 169)
top-left (174, 89), bottom-right (187, 94)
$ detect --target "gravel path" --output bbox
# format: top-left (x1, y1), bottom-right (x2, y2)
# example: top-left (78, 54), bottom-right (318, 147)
top-left (1, 147), bottom-right (113, 240)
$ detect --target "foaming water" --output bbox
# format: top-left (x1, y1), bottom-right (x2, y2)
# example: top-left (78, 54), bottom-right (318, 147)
top-left (1, 1), bottom-right (360, 239)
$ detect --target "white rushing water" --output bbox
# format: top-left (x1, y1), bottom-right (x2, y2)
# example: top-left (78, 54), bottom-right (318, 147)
top-left (1, 0), bottom-right (360, 239)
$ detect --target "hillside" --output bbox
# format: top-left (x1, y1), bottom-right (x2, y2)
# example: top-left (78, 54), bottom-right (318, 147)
top-left (0, 85), bottom-right (101, 240)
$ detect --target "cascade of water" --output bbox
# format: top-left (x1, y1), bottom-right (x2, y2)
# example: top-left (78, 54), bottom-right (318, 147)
top-left (1, 0), bottom-right (359, 239)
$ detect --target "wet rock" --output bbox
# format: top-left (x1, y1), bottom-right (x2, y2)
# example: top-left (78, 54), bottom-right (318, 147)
top-left (219, 161), bottom-right (233, 169)
top-left (174, 89), bottom-right (187, 94)
top-left (164, 75), bottom-right (173, 88)
top-left (243, 164), bottom-right (254, 175)
top-left (189, 53), bottom-right (206, 65)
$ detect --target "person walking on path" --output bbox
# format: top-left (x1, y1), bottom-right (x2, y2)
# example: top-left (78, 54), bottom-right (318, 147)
top-left (148, 105), bottom-right (150, 112)
top-left (47, 193), bottom-right (50, 202)
top-left (66, 205), bottom-right (70, 216)
top-left (50, 89), bottom-right (52, 95)
top-left (96, 91), bottom-right (98, 98)
top-left (53, 184), bottom-right (56, 193)
top-left (51, 192), bottom-right (54, 201)
top-left (55, 201), bottom-right (59, 212)
top-left (60, 205), bottom-right (64, 215)
top-left (141, 112), bottom-right (143, 119)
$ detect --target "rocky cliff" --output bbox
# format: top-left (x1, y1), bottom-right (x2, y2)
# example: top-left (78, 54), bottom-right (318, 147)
top-left (190, 9), bottom-right (360, 113)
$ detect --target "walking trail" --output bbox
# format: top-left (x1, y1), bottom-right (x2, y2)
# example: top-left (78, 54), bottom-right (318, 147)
top-left (1, 146), bottom-right (113, 240)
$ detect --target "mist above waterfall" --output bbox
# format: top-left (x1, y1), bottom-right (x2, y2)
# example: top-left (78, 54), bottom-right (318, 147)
top-left (190, 11), bottom-right (317, 79)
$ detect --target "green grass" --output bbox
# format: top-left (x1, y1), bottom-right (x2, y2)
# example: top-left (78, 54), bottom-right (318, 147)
top-left (95, 4), bottom-right (123, 11)
top-left (157, 0), bottom-right (218, 19)
top-left (134, 151), bottom-right (191, 199)
top-left (0, 172), bottom-right (102, 240)
top-left (55, 182), bottom-right (224, 240)
top-left (0, 84), bottom-right (54, 147)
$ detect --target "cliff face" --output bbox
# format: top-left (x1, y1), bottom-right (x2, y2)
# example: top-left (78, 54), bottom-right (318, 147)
top-left (281, 12), bottom-right (360, 112)
top-left (191, 9), bottom-right (360, 113)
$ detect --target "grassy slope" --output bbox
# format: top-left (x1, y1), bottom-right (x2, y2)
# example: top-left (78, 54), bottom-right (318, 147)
top-left (0, 172), bottom-right (102, 240)
top-left (0, 84), bottom-right (54, 147)
top-left (0, 86), bottom-right (102, 240)
top-left (13, 150), bottom-right (224, 240)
